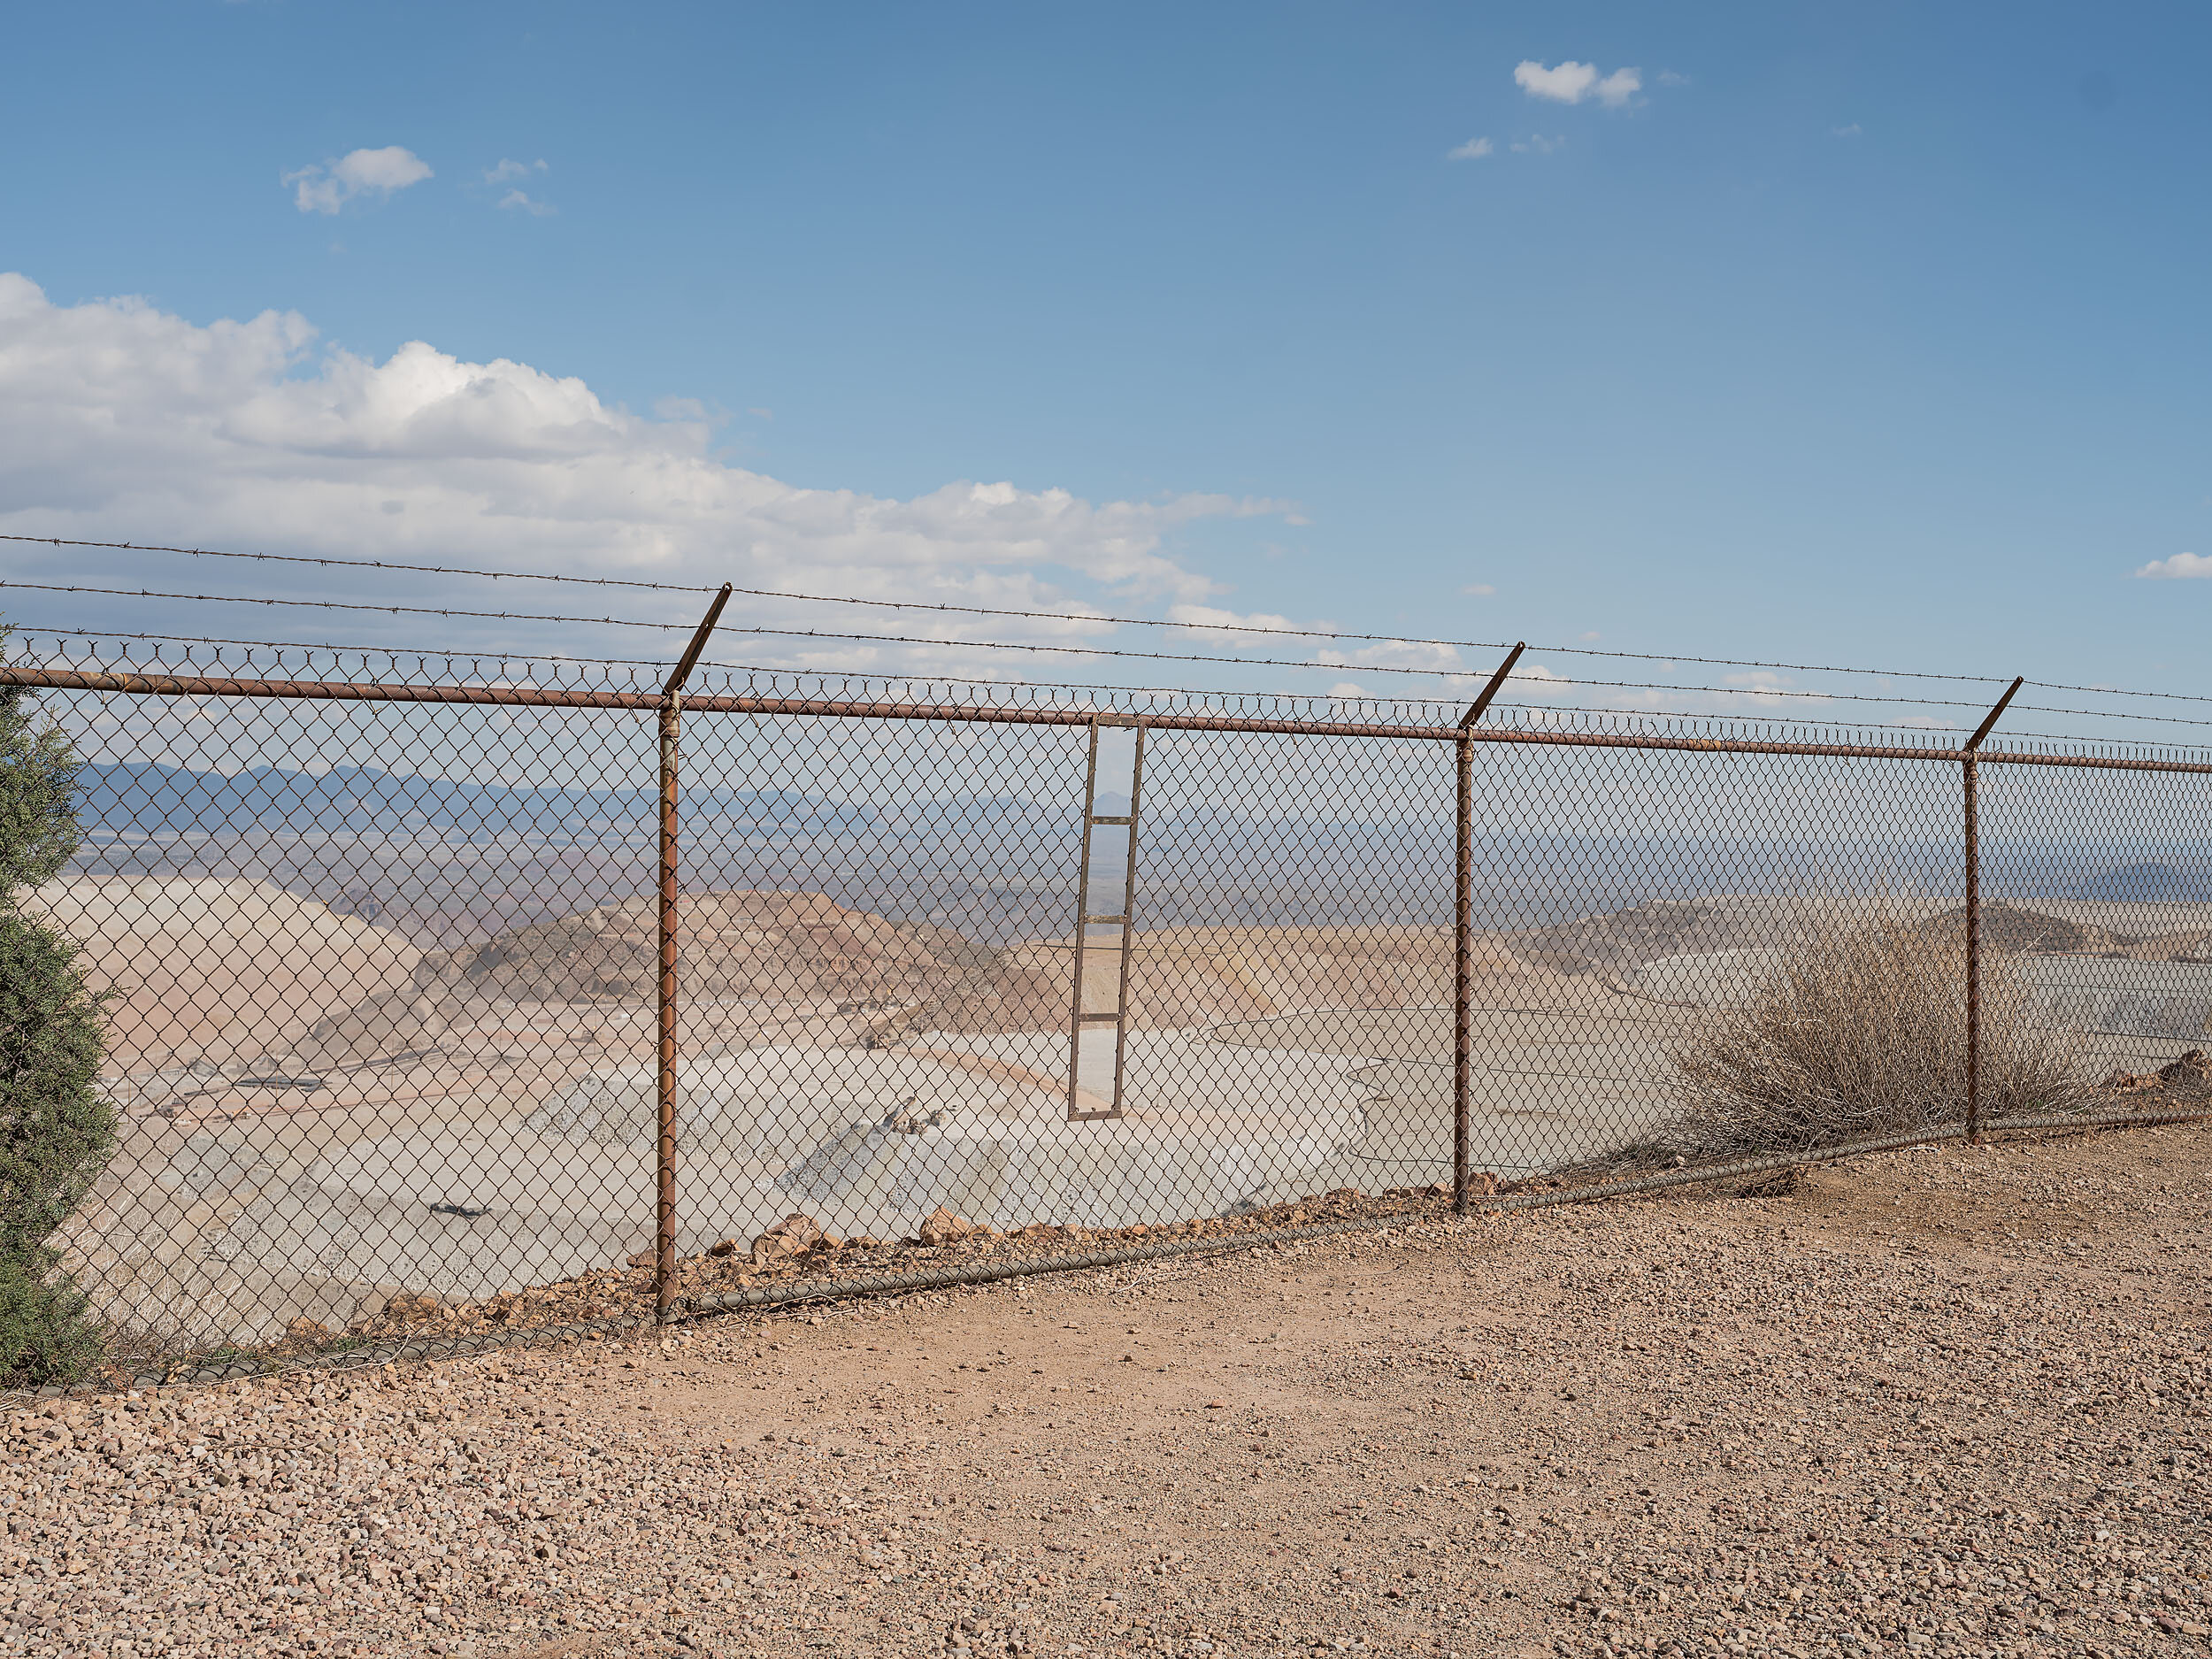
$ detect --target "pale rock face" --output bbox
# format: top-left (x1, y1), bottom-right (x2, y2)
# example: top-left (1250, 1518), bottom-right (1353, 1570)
top-left (23, 877), bottom-right (420, 1074)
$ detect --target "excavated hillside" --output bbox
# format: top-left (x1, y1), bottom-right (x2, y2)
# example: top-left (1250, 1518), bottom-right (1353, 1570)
top-left (276, 890), bottom-right (1070, 1071)
top-left (279, 897), bottom-right (1585, 1073)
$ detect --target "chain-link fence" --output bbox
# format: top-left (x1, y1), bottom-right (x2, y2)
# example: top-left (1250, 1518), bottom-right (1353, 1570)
top-left (5, 642), bottom-right (2210, 1388)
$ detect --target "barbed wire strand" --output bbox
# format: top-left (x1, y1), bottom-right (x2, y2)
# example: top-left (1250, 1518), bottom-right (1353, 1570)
top-left (10, 529), bottom-right (2180, 699)
top-left (19, 632), bottom-right (2212, 750)
top-left (0, 583), bottom-right (2055, 709)
top-left (11, 588), bottom-right (2212, 730)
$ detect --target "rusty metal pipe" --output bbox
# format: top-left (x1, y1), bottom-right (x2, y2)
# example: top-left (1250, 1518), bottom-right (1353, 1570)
top-left (654, 588), bottom-right (732, 1323)
top-left (1964, 754), bottom-right (1982, 1144)
top-left (1957, 678), bottom-right (2017, 1147)
top-left (1451, 645), bottom-right (1518, 1213)
top-left (1454, 732), bottom-right (1474, 1213)
top-left (4, 661), bottom-right (2209, 770)
top-left (656, 698), bottom-right (680, 1320)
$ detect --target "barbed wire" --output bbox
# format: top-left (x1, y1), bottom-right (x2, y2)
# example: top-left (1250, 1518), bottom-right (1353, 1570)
top-left (0, 586), bottom-right (2029, 709)
top-left (0, 529), bottom-right (2133, 695)
top-left (11, 599), bottom-right (2212, 730)
top-left (14, 630), bottom-right (2209, 749)
top-left (0, 627), bottom-right (1462, 710)
top-left (4, 539), bottom-right (2207, 716)
top-left (0, 580), bottom-right (695, 632)
top-left (0, 534), bottom-right (718, 596)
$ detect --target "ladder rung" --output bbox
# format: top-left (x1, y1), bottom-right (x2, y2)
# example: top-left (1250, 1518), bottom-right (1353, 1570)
top-left (1088, 814), bottom-right (1133, 826)
top-left (1076, 1012), bottom-right (1123, 1024)
top-left (1082, 913), bottom-right (1128, 925)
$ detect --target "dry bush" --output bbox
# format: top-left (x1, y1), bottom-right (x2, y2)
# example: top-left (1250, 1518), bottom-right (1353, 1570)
top-left (1660, 917), bottom-right (2093, 1157)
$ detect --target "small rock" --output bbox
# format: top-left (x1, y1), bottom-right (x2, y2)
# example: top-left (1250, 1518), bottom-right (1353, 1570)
top-left (2160, 1048), bottom-right (2209, 1087)
top-left (920, 1207), bottom-right (984, 1246)
top-left (751, 1213), bottom-right (825, 1266)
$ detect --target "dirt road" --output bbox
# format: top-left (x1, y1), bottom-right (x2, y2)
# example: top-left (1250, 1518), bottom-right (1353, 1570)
top-left (8, 1122), bottom-right (2211, 1657)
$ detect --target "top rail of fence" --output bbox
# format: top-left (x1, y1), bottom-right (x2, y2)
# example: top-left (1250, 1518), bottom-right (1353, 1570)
top-left (5, 651), bottom-right (2212, 772)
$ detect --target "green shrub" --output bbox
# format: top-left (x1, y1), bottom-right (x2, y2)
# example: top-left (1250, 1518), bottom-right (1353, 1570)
top-left (0, 669), bottom-right (112, 1386)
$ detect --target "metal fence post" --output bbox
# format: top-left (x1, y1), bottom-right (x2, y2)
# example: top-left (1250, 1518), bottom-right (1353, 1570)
top-left (655, 587), bottom-right (732, 1324)
top-left (1961, 678), bottom-right (2023, 1147)
top-left (1962, 751), bottom-right (1981, 1143)
top-left (1455, 644), bottom-right (1524, 1213)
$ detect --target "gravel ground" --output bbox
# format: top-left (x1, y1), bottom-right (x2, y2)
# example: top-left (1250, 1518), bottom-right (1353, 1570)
top-left (6, 1122), bottom-right (2211, 1659)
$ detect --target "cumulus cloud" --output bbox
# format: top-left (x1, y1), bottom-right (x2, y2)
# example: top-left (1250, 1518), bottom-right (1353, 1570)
top-left (2136, 553), bottom-right (2212, 579)
top-left (1831, 123), bottom-right (1863, 138)
top-left (497, 189), bottom-right (556, 217)
top-left (0, 274), bottom-right (1306, 673)
top-left (1514, 61), bottom-right (1641, 109)
top-left (1592, 69), bottom-right (1641, 108)
top-left (1316, 637), bottom-right (1470, 674)
top-left (484, 158), bottom-right (547, 185)
top-left (1447, 136), bottom-right (1494, 161)
top-left (282, 146), bottom-right (433, 215)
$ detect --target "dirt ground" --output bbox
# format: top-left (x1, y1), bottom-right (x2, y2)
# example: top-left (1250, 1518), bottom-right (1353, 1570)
top-left (7, 1122), bottom-right (2212, 1659)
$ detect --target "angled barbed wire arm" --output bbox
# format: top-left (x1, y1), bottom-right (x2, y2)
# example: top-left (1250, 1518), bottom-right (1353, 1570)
top-left (657, 585), bottom-right (733, 1324)
top-left (1455, 643), bottom-right (1525, 1214)
top-left (1962, 675), bottom-right (2024, 1146)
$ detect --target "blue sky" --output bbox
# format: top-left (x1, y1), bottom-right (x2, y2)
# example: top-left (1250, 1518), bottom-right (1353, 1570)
top-left (3, 2), bottom-right (2209, 729)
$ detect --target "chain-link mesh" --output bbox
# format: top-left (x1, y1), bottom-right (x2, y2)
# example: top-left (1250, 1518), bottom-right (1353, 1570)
top-left (5, 641), bottom-right (2208, 1391)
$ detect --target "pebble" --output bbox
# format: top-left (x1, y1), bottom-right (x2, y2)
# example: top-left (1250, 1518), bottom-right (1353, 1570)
top-left (4, 1125), bottom-right (2208, 1658)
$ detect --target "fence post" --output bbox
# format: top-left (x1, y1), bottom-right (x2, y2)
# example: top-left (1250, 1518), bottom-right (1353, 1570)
top-left (655, 587), bottom-right (733, 1324)
top-left (1455, 643), bottom-right (1524, 1214)
top-left (1961, 678), bottom-right (2023, 1147)
top-left (1962, 751), bottom-right (1981, 1143)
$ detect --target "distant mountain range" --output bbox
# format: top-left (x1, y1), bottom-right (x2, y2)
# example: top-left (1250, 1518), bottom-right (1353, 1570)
top-left (74, 762), bottom-right (877, 836)
top-left (2064, 861), bottom-right (2212, 903)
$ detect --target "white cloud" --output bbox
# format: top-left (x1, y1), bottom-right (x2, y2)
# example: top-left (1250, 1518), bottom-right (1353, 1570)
top-left (1593, 68), bottom-right (1642, 109)
top-left (1831, 123), bottom-right (1863, 138)
top-left (1317, 637), bottom-right (1470, 673)
top-left (1506, 661), bottom-right (1572, 695)
top-left (1459, 582), bottom-right (1494, 596)
top-left (1167, 604), bottom-right (1305, 640)
top-left (2137, 553), bottom-right (2212, 579)
top-left (1515, 60), bottom-right (1598, 103)
top-left (0, 274), bottom-right (1309, 672)
top-left (1720, 670), bottom-right (1831, 710)
top-left (1447, 136), bottom-right (1494, 161)
top-left (282, 146), bottom-right (433, 215)
top-left (485, 158), bottom-right (555, 213)
top-left (1514, 60), bottom-right (1642, 109)
top-left (1656, 70), bottom-right (1690, 88)
top-left (1510, 134), bottom-right (1565, 155)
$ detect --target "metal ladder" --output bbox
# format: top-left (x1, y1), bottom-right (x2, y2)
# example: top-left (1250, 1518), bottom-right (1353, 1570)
top-left (1068, 718), bottom-right (1145, 1120)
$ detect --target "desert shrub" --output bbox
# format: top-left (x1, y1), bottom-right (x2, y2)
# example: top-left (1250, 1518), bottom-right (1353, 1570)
top-left (0, 671), bottom-right (112, 1386)
top-left (1659, 916), bottom-right (2092, 1158)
